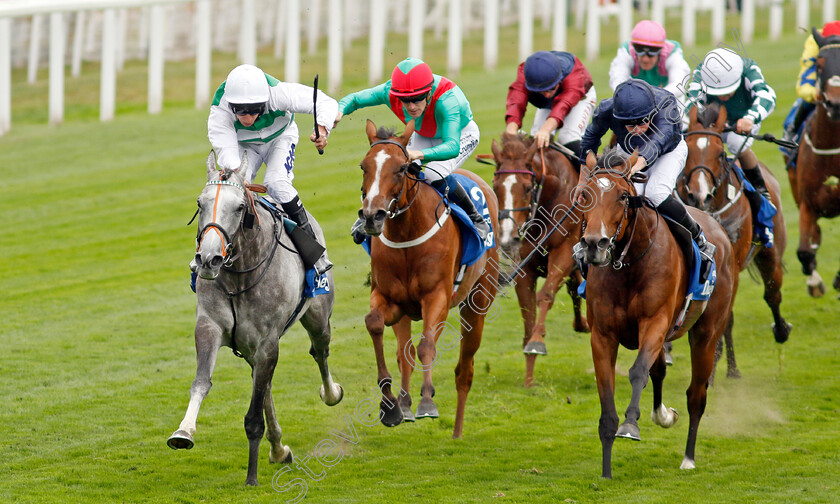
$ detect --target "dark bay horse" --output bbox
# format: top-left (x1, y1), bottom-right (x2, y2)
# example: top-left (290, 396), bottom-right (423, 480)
top-left (579, 150), bottom-right (734, 479)
top-left (679, 103), bottom-right (791, 378)
top-left (489, 133), bottom-right (588, 387)
top-left (789, 27), bottom-right (840, 297)
top-left (167, 153), bottom-right (343, 486)
top-left (359, 119), bottom-right (499, 438)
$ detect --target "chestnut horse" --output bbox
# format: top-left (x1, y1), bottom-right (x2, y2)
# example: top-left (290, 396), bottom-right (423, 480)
top-left (579, 150), bottom-right (734, 479)
top-left (788, 27), bottom-right (840, 297)
top-left (679, 103), bottom-right (791, 379)
top-left (489, 133), bottom-right (588, 387)
top-left (359, 119), bottom-right (499, 438)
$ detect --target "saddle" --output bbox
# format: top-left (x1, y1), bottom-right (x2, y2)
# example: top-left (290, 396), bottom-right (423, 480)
top-left (728, 158), bottom-right (777, 248)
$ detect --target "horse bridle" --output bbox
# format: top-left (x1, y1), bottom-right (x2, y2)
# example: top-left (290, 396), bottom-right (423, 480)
top-left (367, 138), bottom-right (423, 218)
top-left (493, 150), bottom-right (547, 233)
top-left (583, 168), bottom-right (657, 270)
top-left (196, 176), bottom-right (260, 267)
top-left (816, 43), bottom-right (840, 121)
top-left (682, 130), bottom-right (732, 198)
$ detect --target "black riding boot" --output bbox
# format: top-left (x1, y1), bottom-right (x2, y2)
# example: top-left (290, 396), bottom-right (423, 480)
top-left (281, 196), bottom-right (333, 274)
top-left (431, 177), bottom-right (491, 240)
top-left (658, 195), bottom-right (716, 283)
top-left (563, 140), bottom-right (582, 173)
top-left (742, 165), bottom-right (772, 201)
top-left (784, 101), bottom-right (816, 167)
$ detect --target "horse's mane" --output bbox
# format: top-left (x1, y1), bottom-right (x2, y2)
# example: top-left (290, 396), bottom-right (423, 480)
top-left (376, 126), bottom-right (397, 140)
top-left (696, 102), bottom-right (721, 129)
top-left (595, 146), bottom-right (626, 170)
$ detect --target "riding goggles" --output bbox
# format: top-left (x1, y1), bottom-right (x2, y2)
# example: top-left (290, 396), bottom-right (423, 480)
top-left (230, 103), bottom-right (265, 116)
top-left (624, 116), bottom-right (650, 126)
top-left (633, 45), bottom-right (662, 57)
top-left (399, 92), bottom-right (429, 104)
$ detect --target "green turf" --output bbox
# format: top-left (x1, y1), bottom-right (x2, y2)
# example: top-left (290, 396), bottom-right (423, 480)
top-left (2, 5), bottom-right (839, 504)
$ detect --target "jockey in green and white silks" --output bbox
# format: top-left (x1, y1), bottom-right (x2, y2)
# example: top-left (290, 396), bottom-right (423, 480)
top-left (207, 64), bottom-right (338, 274)
top-left (336, 57), bottom-right (490, 243)
top-left (686, 48), bottom-right (776, 208)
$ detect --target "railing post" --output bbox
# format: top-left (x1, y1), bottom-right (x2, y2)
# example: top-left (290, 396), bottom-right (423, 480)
top-left (449, 0), bottom-right (463, 76)
top-left (286, 0), bottom-right (301, 83)
top-left (148, 4), bottom-right (165, 114)
top-left (368, 0), bottom-right (385, 85)
top-left (195, 0), bottom-right (211, 109)
top-left (327, 0), bottom-right (342, 94)
top-left (518, 0), bottom-right (532, 64)
top-left (585, 0), bottom-right (599, 61)
top-left (552, 0), bottom-right (566, 51)
top-left (0, 17), bottom-right (11, 135)
top-left (409, 0), bottom-right (425, 60)
top-left (484, 0), bottom-right (499, 71)
top-left (100, 8), bottom-right (116, 122)
top-left (49, 11), bottom-right (64, 126)
top-left (28, 14), bottom-right (43, 84)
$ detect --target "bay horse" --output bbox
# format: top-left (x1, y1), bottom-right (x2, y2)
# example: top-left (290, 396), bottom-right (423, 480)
top-left (167, 152), bottom-right (344, 486)
top-left (359, 119), bottom-right (499, 438)
top-left (579, 150), bottom-right (734, 479)
top-left (789, 27), bottom-right (840, 297)
top-left (679, 103), bottom-right (791, 379)
top-left (489, 133), bottom-right (588, 387)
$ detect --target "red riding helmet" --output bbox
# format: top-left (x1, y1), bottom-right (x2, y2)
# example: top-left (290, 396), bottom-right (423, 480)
top-left (389, 58), bottom-right (434, 98)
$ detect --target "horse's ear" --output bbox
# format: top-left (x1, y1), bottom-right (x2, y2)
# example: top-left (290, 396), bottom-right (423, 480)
top-left (238, 152), bottom-right (250, 175)
top-left (813, 26), bottom-right (827, 47)
top-left (688, 106), bottom-right (699, 128)
top-left (491, 138), bottom-right (501, 161)
top-left (400, 119), bottom-right (416, 146)
top-left (366, 119), bottom-right (378, 144)
top-left (714, 104), bottom-right (727, 132)
top-left (206, 150), bottom-right (217, 180)
top-left (625, 149), bottom-right (639, 172)
top-left (585, 151), bottom-right (597, 171)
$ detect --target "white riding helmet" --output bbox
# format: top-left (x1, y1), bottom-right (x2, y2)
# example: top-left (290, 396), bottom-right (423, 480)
top-left (224, 64), bottom-right (269, 105)
top-left (701, 49), bottom-right (744, 96)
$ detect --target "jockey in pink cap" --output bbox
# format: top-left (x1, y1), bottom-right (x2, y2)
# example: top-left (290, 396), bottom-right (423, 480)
top-left (609, 20), bottom-right (690, 127)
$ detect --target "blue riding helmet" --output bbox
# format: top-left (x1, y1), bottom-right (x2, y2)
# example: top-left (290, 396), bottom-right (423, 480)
top-left (613, 79), bottom-right (657, 122)
top-left (524, 51), bottom-right (573, 92)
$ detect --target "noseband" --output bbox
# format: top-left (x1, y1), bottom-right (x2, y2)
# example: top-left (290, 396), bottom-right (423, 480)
top-left (683, 130), bottom-right (731, 197)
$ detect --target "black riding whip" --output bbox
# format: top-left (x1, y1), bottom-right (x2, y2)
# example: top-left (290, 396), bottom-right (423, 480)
top-left (313, 74), bottom-right (324, 155)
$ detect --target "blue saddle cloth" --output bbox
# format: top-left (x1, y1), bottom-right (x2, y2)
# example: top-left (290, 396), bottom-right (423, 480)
top-left (360, 172), bottom-right (495, 266)
top-left (575, 216), bottom-right (716, 302)
top-left (730, 162), bottom-right (777, 248)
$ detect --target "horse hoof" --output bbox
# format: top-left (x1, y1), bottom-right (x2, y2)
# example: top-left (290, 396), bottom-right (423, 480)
top-left (167, 430), bottom-right (194, 450)
top-left (415, 397), bottom-right (439, 419)
top-left (807, 282), bottom-right (826, 298)
top-left (772, 321), bottom-right (792, 344)
top-left (664, 350), bottom-right (673, 366)
top-left (523, 341), bottom-right (547, 355)
top-left (833, 273), bottom-right (840, 291)
top-left (727, 368), bottom-right (742, 379)
top-left (269, 445), bottom-right (293, 464)
top-left (320, 383), bottom-right (344, 406)
top-left (616, 423), bottom-right (641, 441)
top-left (680, 457), bottom-right (696, 470)
top-left (573, 319), bottom-right (591, 333)
top-left (380, 400), bottom-right (404, 427)
top-left (651, 405), bottom-right (679, 428)
top-left (401, 404), bottom-right (415, 422)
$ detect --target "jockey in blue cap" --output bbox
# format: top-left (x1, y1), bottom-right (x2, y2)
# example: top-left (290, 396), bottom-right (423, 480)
top-left (579, 79), bottom-right (716, 277)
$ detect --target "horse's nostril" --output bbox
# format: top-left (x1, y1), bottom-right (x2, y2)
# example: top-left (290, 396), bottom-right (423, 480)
top-left (210, 256), bottom-right (223, 268)
top-left (513, 237), bottom-right (522, 243)
top-left (374, 210), bottom-right (387, 222)
top-left (686, 194), bottom-right (697, 206)
top-left (597, 238), bottom-right (610, 250)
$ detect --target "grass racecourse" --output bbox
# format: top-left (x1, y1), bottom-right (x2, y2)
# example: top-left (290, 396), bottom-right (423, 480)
top-left (2, 6), bottom-right (840, 504)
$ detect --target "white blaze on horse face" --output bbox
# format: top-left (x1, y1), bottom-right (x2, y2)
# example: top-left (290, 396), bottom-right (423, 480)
top-left (364, 150), bottom-right (390, 211)
top-left (695, 137), bottom-right (708, 150)
top-left (500, 175), bottom-right (517, 243)
top-left (698, 171), bottom-right (712, 199)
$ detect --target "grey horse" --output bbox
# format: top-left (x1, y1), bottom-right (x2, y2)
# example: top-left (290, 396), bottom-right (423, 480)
top-left (167, 152), bottom-right (343, 486)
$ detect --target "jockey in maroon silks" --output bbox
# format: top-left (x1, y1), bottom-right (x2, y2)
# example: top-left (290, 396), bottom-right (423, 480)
top-left (504, 50), bottom-right (597, 171)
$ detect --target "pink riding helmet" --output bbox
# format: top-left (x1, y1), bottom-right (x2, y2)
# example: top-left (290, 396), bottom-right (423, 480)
top-left (630, 20), bottom-right (666, 48)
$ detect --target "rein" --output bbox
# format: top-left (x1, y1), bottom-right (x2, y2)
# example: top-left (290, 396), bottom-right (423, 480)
top-left (368, 138), bottom-right (423, 219)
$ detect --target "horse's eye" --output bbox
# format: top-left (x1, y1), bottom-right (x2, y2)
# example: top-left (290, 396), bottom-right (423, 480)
top-left (619, 192), bottom-right (629, 201)
top-left (525, 186), bottom-right (532, 194)
top-left (238, 203), bottom-right (246, 211)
